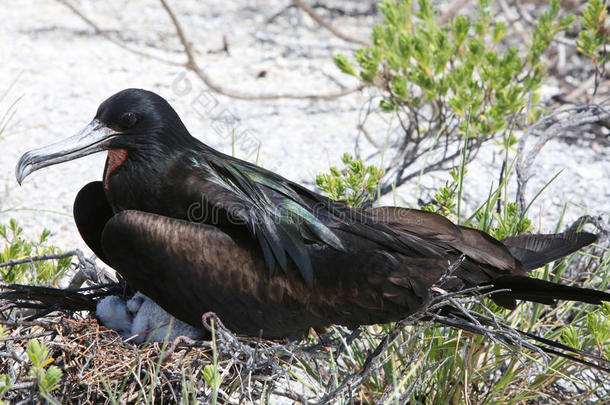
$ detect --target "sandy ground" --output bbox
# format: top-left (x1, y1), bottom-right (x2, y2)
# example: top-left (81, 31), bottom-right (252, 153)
top-left (0, 0), bottom-right (608, 257)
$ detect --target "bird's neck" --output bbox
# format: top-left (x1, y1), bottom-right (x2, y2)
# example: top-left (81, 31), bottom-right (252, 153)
top-left (103, 148), bottom-right (185, 216)
top-left (104, 149), bottom-right (128, 190)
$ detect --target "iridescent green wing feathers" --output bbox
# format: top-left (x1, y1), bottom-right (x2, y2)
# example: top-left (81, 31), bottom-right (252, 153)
top-left (201, 152), bottom-right (345, 287)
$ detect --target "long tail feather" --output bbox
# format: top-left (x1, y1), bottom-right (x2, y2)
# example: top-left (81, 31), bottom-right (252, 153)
top-left (488, 275), bottom-right (610, 309)
top-left (501, 231), bottom-right (597, 270)
top-left (0, 282), bottom-right (121, 319)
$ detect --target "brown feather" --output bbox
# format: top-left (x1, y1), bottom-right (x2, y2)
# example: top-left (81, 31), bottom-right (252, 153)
top-left (101, 211), bottom-right (434, 337)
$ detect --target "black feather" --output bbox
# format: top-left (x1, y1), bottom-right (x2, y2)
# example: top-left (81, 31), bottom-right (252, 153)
top-left (489, 275), bottom-right (610, 309)
top-left (501, 232), bottom-right (598, 270)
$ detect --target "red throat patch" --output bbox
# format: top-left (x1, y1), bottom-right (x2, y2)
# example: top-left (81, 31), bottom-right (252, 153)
top-left (104, 149), bottom-right (128, 190)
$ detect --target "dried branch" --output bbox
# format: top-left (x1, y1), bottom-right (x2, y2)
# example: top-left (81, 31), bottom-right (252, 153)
top-left (57, 0), bottom-right (362, 101)
top-left (565, 214), bottom-right (609, 235)
top-left (0, 248), bottom-right (115, 290)
top-left (292, 0), bottom-right (369, 45)
top-left (0, 248), bottom-right (121, 319)
top-left (434, 254), bottom-right (465, 286)
top-left (266, 4), bottom-right (296, 24)
top-left (268, 1), bottom-right (373, 45)
top-left (515, 0), bottom-right (536, 25)
top-left (0, 251), bottom-right (77, 268)
top-left (55, 0), bottom-right (181, 66)
top-left (201, 312), bottom-right (299, 369)
top-left (378, 135), bottom-right (484, 197)
top-left (566, 74), bottom-right (597, 102)
top-left (310, 2), bottom-right (378, 18)
top-left (315, 317), bottom-right (429, 404)
top-left (516, 101), bottom-right (610, 211)
top-left (160, 0), bottom-right (362, 100)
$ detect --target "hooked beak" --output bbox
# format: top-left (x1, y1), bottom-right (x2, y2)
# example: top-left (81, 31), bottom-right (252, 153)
top-left (15, 119), bottom-right (120, 185)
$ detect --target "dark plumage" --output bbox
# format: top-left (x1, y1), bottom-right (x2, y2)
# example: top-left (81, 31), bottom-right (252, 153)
top-left (15, 89), bottom-right (610, 344)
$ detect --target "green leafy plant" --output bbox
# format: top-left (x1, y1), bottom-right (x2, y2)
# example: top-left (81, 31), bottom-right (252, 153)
top-left (578, 0), bottom-right (608, 59)
top-left (202, 319), bottom-right (226, 405)
top-left (0, 219), bottom-right (71, 285)
top-left (316, 153), bottom-right (384, 207)
top-left (27, 339), bottom-right (62, 399)
top-left (585, 302), bottom-right (610, 357)
top-left (0, 374), bottom-right (10, 397)
top-left (0, 325), bottom-right (10, 404)
top-left (576, 0), bottom-right (608, 94)
top-left (420, 167), bottom-right (461, 219)
top-left (335, 0), bottom-right (574, 196)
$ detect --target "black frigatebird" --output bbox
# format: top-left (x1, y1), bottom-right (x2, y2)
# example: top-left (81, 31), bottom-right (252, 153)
top-left (14, 89), bottom-right (610, 344)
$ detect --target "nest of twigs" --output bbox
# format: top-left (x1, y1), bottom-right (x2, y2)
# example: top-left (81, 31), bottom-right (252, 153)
top-left (0, 310), bottom-right (315, 404)
top-left (1, 314), bottom-right (202, 403)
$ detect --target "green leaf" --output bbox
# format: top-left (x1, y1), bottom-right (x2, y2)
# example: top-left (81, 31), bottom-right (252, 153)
top-left (317, 154), bottom-right (384, 207)
top-left (39, 366), bottom-right (62, 392)
top-left (560, 326), bottom-right (582, 350)
top-left (333, 54), bottom-right (358, 77)
top-left (27, 339), bottom-right (48, 370)
top-left (0, 374), bottom-right (10, 396)
top-left (202, 365), bottom-right (221, 389)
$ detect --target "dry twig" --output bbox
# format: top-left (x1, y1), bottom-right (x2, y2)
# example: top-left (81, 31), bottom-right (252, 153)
top-left (56, 0), bottom-right (362, 101)
top-left (292, 0), bottom-right (369, 45)
top-left (516, 100), bottom-right (610, 211)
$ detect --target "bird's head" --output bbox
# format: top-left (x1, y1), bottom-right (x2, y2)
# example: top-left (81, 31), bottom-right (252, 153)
top-left (16, 88), bottom-right (192, 184)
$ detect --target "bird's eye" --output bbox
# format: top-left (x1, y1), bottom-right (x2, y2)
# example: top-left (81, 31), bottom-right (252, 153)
top-left (119, 112), bottom-right (137, 129)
